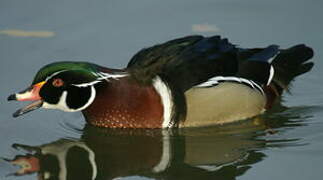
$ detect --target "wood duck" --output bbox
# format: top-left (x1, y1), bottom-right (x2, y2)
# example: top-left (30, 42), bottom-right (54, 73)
top-left (7, 35), bottom-right (314, 128)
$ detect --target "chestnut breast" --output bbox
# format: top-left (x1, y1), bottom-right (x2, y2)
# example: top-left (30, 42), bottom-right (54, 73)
top-left (83, 78), bottom-right (164, 128)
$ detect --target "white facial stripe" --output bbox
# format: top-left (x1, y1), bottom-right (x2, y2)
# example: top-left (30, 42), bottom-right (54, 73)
top-left (45, 70), bottom-right (68, 81)
top-left (72, 80), bottom-right (102, 88)
top-left (42, 86), bottom-right (96, 112)
top-left (153, 76), bottom-right (174, 128)
top-left (44, 69), bottom-right (128, 88)
top-left (71, 72), bottom-right (128, 87)
top-left (41, 70), bottom-right (127, 111)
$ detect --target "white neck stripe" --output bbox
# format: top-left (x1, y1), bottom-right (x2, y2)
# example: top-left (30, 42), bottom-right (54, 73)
top-left (153, 76), bottom-right (174, 128)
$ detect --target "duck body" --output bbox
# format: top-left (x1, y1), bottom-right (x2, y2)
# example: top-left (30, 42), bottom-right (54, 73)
top-left (8, 35), bottom-right (314, 128)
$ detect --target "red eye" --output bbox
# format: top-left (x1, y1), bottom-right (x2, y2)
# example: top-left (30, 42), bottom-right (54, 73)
top-left (52, 78), bottom-right (64, 87)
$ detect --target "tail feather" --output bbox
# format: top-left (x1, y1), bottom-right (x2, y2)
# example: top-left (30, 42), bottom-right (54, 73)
top-left (271, 44), bottom-right (314, 91)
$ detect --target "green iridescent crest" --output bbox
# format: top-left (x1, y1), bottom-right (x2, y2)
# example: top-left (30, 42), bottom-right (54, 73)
top-left (32, 61), bottom-right (100, 84)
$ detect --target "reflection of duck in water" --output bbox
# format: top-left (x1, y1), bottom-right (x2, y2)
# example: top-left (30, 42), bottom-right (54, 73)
top-left (5, 124), bottom-right (270, 180)
top-left (8, 35), bottom-right (314, 128)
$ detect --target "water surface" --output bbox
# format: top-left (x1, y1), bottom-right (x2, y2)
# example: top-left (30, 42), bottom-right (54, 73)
top-left (1, 0), bottom-right (323, 179)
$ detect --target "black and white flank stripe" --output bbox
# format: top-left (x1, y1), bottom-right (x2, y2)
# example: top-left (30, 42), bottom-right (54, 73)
top-left (195, 76), bottom-right (265, 95)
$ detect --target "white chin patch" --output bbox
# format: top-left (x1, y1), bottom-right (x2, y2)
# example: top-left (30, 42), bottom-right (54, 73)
top-left (42, 86), bottom-right (96, 112)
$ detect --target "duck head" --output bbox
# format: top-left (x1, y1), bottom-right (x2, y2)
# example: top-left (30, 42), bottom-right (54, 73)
top-left (8, 61), bottom-right (126, 117)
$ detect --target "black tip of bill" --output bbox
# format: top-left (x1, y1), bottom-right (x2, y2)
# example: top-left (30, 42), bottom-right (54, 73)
top-left (12, 110), bottom-right (23, 118)
top-left (7, 94), bottom-right (17, 101)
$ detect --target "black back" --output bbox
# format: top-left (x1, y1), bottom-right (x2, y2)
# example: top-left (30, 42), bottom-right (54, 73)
top-left (127, 36), bottom-right (239, 91)
top-left (127, 35), bottom-right (313, 92)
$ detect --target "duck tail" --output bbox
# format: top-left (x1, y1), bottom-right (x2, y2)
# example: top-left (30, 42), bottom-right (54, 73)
top-left (271, 44), bottom-right (314, 94)
top-left (237, 45), bottom-right (279, 86)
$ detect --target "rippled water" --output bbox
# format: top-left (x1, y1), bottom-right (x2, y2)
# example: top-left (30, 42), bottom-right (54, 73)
top-left (1, 0), bottom-right (323, 179)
